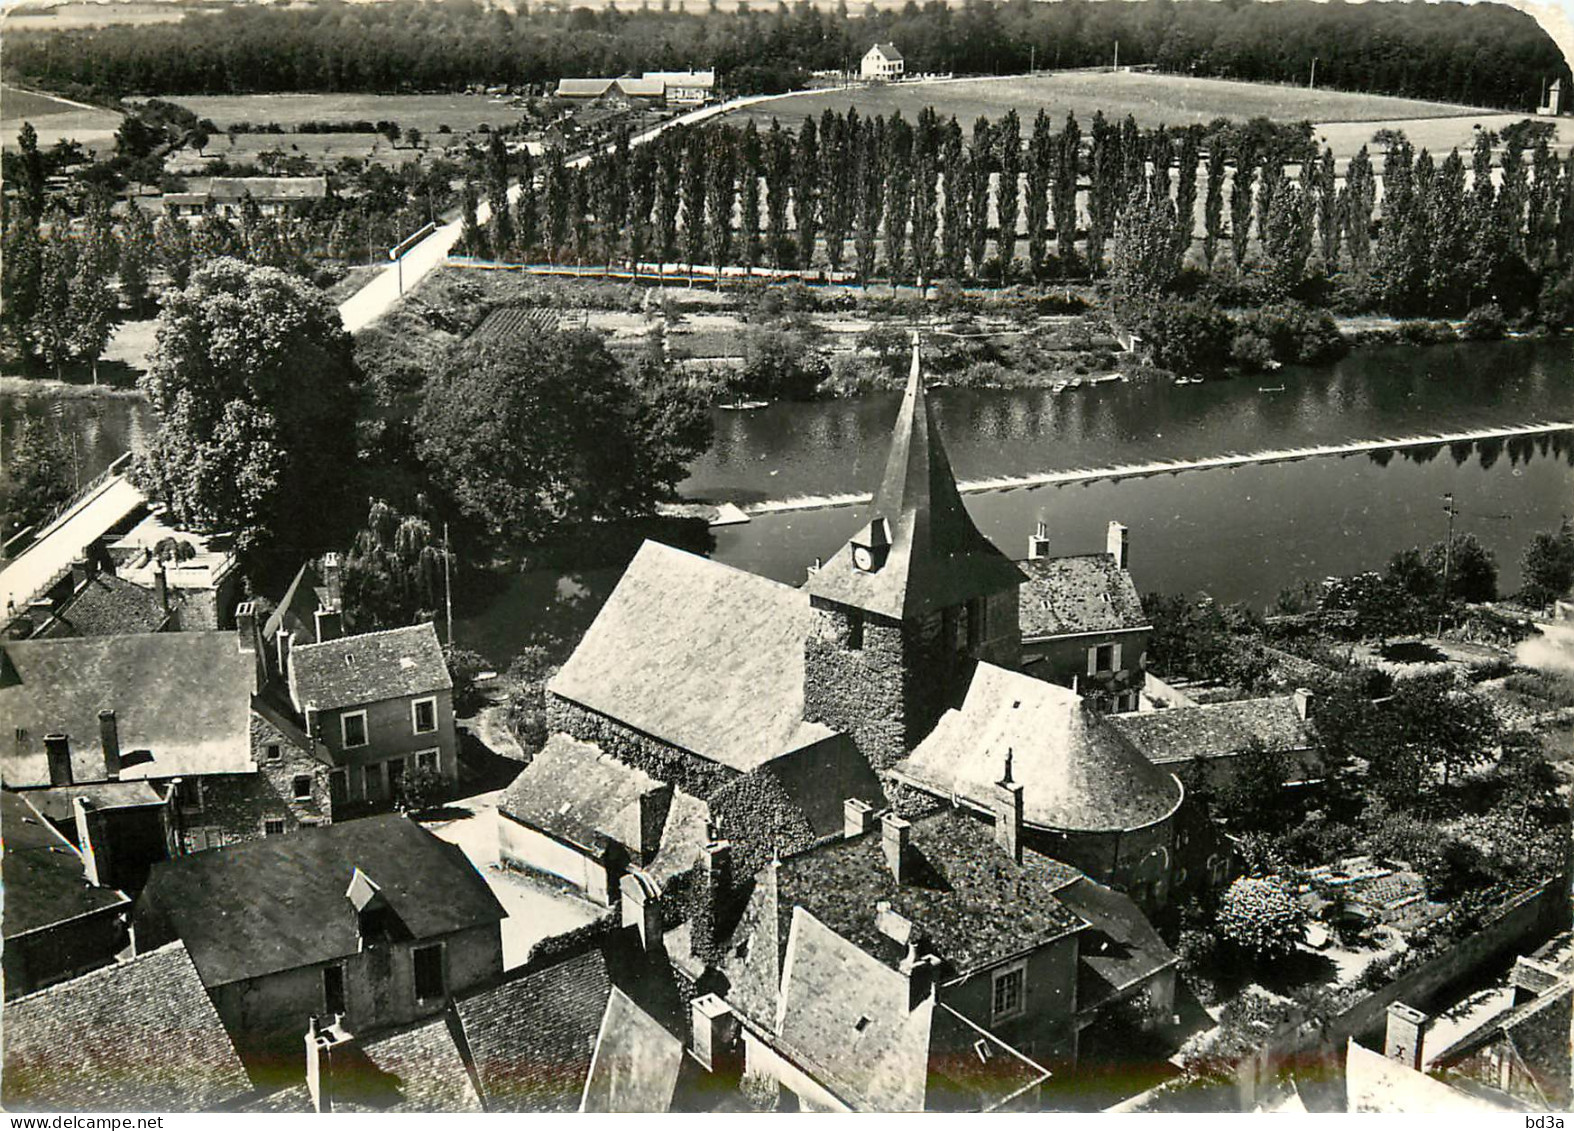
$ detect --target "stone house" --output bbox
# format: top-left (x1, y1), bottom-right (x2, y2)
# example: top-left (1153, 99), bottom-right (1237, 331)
top-left (134, 814), bottom-right (506, 1076)
top-left (163, 177), bottom-right (329, 220)
top-left (860, 42), bottom-right (904, 80)
top-left (1107, 689), bottom-right (1318, 789)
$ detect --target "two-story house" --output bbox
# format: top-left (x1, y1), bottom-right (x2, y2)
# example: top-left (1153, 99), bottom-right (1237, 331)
top-left (134, 814), bottom-right (506, 1079)
top-left (860, 43), bottom-right (904, 80)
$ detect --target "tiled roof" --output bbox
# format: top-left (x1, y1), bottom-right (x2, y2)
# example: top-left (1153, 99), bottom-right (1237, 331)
top-left (805, 349), bottom-right (1025, 620)
top-left (549, 541), bottom-right (823, 772)
top-left (1017, 553), bottom-right (1147, 638)
top-left (2, 941), bottom-right (252, 1112)
top-left (138, 815), bottom-right (504, 987)
top-left (557, 78), bottom-right (618, 96)
top-left (1054, 877), bottom-right (1179, 1014)
top-left (499, 734), bottom-right (665, 855)
top-left (870, 42), bottom-right (904, 60)
top-left (893, 664), bottom-right (1183, 834)
top-left (580, 986), bottom-right (685, 1113)
top-left (455, 948), bottom-right (613, 1112)
top-left (1107, 696), bottom-right (1312, 765)
top-left (36, 571), bottom-right (179, 638)
top-left (288, 622), bottom-right (451, 712)
top-left (207, 176), bottom-right (328, 202)
top-left (2, 789), bottom-right (128, 939)
top-left (774, 809), bottom-right (1087, 979)
top-left (776, 908), bottom-right (933, 1111)
top-left (1, 631), bottom-right (256, 787)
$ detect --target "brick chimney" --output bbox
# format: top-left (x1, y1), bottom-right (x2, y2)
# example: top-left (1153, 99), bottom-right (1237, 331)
top-left (235, 601), bottom-right (257, 654)
top-left (99, 709), bottom-right (121, 781)
top-left (276, 629), bottom-right (293, 682)
top-left (1028, 520), bottom-right (1051, 560)
top-left (634, 783), bottom-right (673, 864)
top-left (314, 607), bottom-right (343, 644)
top-left (1383, 1002), bottom-right (1430, 1071)
top-left (1107, 521), bottom-right (1130, 570)
top-left (44, 733), bottom-right (73, 787)
top-left (690, 994), bottom-right (742, 1077)
top-left (993, 749), bottom-right (1024, 864)
top-left (881, 813), bottom-right (911, 884)
top-left (321, 552), bottom-right (343, 610)
top-left (844, 797), bottom-right (875, 839)
top-left (620, 871), bottom-right (663, 951)
top-left (305, 1015), bottom-right (354, 1114)
top-left (1293, 687), bottom-right (1315, 722)
top-left (691, 839), bottom-right (732, 965)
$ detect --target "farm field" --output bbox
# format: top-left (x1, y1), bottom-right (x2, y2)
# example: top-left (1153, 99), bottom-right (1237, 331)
top-left (164, 131), bottom-right (427, 173)
top-left (2, 1), bottom-right (194, 30)
top-left (155, 92), bottom-right (533, 135)
top-left (725, 70), bottom-right (1497, 136)
top-left (1, 83), bottom-right (122, 151)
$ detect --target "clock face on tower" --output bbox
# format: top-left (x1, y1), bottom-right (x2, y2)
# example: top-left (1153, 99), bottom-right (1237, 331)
top-left (853, 545), bottom-right (875, 571)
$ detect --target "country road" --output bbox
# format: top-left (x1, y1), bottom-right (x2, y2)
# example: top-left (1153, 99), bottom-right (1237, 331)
top-left (334, 88), bottom-right (821, 334)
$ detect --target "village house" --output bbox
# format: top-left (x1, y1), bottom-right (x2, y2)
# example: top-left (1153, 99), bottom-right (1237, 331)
top-left (1018, 520), bottom-right (1151, 713)
top-left (23, 555), bottom-right (185, 639)
top-left (163, 176), bottom-right (330, 221)
top-left (860, 42), bottom-right (905, 80)
top-left (134, 814), bottom-right (506, 1077)
top-left (105, 509), bottom-right (242, 630)
top-left (554, 70), bottom-right (714, 107)
top-left (2, 941), bottom-right (255, 1112)
top-left (1, 789), bottom-right (131, 999)
top-left (1108, 689), bottom-right (1319, 789)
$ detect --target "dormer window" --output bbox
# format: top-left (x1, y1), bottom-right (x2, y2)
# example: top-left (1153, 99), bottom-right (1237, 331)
top-left (850, 517), bottom-right (892, 573)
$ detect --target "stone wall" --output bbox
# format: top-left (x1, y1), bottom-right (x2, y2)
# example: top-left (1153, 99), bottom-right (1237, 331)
top-left (803, 604), bottom-right (911, 773)
top-left (547, 696), bottom-right (738, 799)
top-left (251, 711), bottom-right (332, 825)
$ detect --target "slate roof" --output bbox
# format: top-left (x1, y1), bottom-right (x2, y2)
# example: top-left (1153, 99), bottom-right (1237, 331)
top-left (1344, 1040), bottom-right (1506, 1112)
top-left (550, 541), bottom-right (825, 772)
top-left (262, 559), bottom-right (330, 644)
top-left (892, 664), bottom-right (1184, 834)
top-left (26, 779), bottom-right (166, 826)
top-left (2, 941), bottom-right (253, 1112)
top-left (288, 622), bottom-right (451, 712)
top-left (138, 815), bottom-right (504, 987)
top-left (580, 986), bottom-right (686, 1113)
top-left (1017, 553), bottom-right (1148, 638)
top-left (499, 734), bottom-right (666, 855)
top-left (773, 809), bottom-right (1086, 979)
top-left (927, 1003), bottom-right (1051, 1112)
top-left (455, 948), bottom-right (613, 1112)
top-left (1108, 697), bottom-right (1313, 765)
top-left (35, 571), bottom-right (180, 639)
top-left (2, 789), bottom-right (129, 939)
top-left (1054, 877), bottom-right (1179, 1014)
top-left (805, 346), bottom-right (1026, 620)
top-left (869, 42), bottom-right (904, 60)
top-left (1, 632), bottom-right (256, 787)
top-left (207, 176), bottom-right (328, 202)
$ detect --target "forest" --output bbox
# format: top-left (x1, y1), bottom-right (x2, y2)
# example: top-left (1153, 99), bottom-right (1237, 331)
top-left (3, 0), bottom-right (1564, 112)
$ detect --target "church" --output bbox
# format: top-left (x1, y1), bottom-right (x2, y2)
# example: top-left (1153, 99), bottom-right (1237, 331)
top-left (542, 337), bottom-right (1202, 908)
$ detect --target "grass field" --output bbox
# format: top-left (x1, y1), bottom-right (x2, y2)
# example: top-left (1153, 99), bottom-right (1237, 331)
top-left (726, 70), bottom-right (1498, 135)
top-left (159, 92), bottom-right (531, 134)
top-left (2, 2), bottom-right (192, 30)
top-left (1, 83), bottom-right (123, 152)
top-left (165, 131), bottom-right (429, 172)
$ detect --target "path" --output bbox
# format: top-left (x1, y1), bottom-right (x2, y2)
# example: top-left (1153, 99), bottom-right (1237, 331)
top-left (0, 471), bottom-right (144, 619)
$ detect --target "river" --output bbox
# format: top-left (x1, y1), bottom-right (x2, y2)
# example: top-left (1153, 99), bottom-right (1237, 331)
top-left (6, 337), bottom-right (1573, 666)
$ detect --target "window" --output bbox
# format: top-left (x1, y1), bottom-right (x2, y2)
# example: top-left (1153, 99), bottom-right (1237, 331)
top-left (847, 611), bottom-right (864, 651)
top-left (341, 710), bottom-right (368, 749)
top-left (263, 818), bottom-right (286, 836)
top-left (323, 964), bottom-right (346, 1015)
top-left (966, 597), bottom-right (985, 650)
top-left (1091, 643), bottom-right (1118, 674)
top-left (416, 749), bottom-right (439, 773)
top-left (292, 775), bottom-right (314, 801)
top-left (265, 744), bottom-right (282, 762)
top-left (411, 697), bottom-right (437, 735)
top-left (413, 944), bottom-right (445, 1001)
top-left (176, 778), bottom-right (203, 811)
top-left (991, 962), bottom-right (1026, 1022)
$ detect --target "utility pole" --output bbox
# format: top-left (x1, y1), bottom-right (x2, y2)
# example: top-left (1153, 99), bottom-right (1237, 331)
top-left (1438, 492), bottom-right (1458, 637)
top-left (443, 522), bottom-right (454, 649)
top-left (1030, 45), bottom-right (1035, 75)
top-left (1309, 58), bottom-right (1317, 90)
top-left (1112, 39), bottom-right (1119, 73)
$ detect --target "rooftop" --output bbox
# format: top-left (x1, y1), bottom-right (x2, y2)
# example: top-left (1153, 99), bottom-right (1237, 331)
top-left (550, 541), bottom-right (826, 773)
top-left (34, 570), bottom-right (180, 639)
top-left (262, 558), bottom-right (333, 645)
top-left (1, 789), bottom-right (128, 940)
top-left (288, 621), bottom-right (451, 712)
top-left (499, 733), bottom-right (667, 855)
top-left (205, 176), bottom-right (329, 202)
top-left (869, 42), bottom-right (904, 59)
top-left (580, 986), bottom-right (686, 1113)
top-left (804, 346), bottom-right (1025, 621)
top-left (455, 948), bottom-right (613, 1113)
top-left (892, 663), bottom-right (1183, 834)
top-left (1018, 553), bottom-right (1147, 639)
top-left (1108, 696), bottom-right (1313, 766)
top-left (110, 511), bottom-right (237, 592)
top-left (138, 814), bottom-right (504, 987)
top-left (1054, 877), bottom-right (1179, 1014)
top-left (2, 942), bottom-right (252, 1112)
top-left (1, 631), bottom-right (255, 788)
top-left (24, 779), bottom-right (166, 827)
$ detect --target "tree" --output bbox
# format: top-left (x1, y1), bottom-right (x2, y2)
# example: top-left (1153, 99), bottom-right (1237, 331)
top-left (137, 258), bottom-right (360, 550)
top-left (1053, 112), bottom-right (1082, 267)
top-left (1427, 532), bottom-right (1498, 604)
top-left (964, 115), bottom-right (992, 276)
top-left (0, 416), bottom-right (74, 539)
top-left (1228, 144), bottom-right (1256, 271)
top-left (735, 327), bottom-right (829, 401)
top-left (939, 117), bottom-right (966, 280)
top-left (705, 127), bottom-right (737, 276)
top-left (794, 116), bottom-right (819, 271)
top-left (28, 223), bottom-right (74, 379)
top-left (853, 116), bottom-right (885, 283)
top-left (154, 212), bottom-right (194, 288)
top-left (16, 122), bottom-right (46, 221)
top-left (341, 498), bottom-right (445, 629)
top-left (1111, 185), bottom-right (1182, 302)
top-left (1342, 145), bottom-right (1376, 272)
top-left (119, 199), bottom-right (155, 316)
top-left (763, 121), bottom-right (792, 269)
top-left (739, 120), bottom-right (764, 274)
top-left (1, 210), bottom-right (43, 358)
top-left (883, 113), bottom-right (914, 285)
top-left (995, 109), bottom-right (1021, 279)
top-left (1173, 128), bottom-right (1199, 267)
top-left (415, 327), bottom-right (710, 544)
top-left (1520, 518), bottom-right (1574, 607)
top-left (680, 133), bottom-right (708, 274)
top-left (1262, 180), bottom-right (1313, 296)
top-left (1025, 109), bottom-right (1052, 278)
top-left (66, 257), bottom-right (117, 384)
top-left (1202, 135), bottom-right (1226, 269)
top-left (1217, 876), bottom-right (1306, 960)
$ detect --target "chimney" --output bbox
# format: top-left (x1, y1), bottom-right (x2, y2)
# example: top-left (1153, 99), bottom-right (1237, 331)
top-left (691, 839), bottom-right (732, 965)
top-left (881, 813), bottom-right (911, 884)
top-left (634, 784), bottom-right (672, 863)
top-left (99, 709), bottom-right (121, 781)
top-left (690, 994), bottom-right (742, 1077)
top-left (1107, 521), bottom-right (1130, 570)
top-left (994, 749), bottom-right (1024, 864)
top-left (620, 871), bottom-right (663, 951)
top-left (151, 560), bottom-right (168, 613)
top-left (1293, 687), bottom-right (1314, 722)
top-left (71, 556), bottom-right (96, 590)
top-left (1028, 520), bottom-right (1051, 560)
top-left (321, 552), bottom-right (343, 610)
top-left (305, 1015), bottom-right (354, 1114)
top-left (844, 797), bottom-right (875, 839)
top-left (44, 733), bottom-right (73, 787)
top-left (75, 797), bottom-right (113, 888)
top-left (898, 944), bottom-right (941, 1011)
top-left (235, 601), bottom-right (257, 655)
top-left (276, 629), bottom-right (293, 682)
top-left (313, 607), bottom-right (343, 644)
top-left (1383, 1002), bottom-right (1430, 1071)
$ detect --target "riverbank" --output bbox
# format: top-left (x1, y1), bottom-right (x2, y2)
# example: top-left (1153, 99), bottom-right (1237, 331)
top-left (0, 374), bottom-right (148, 399)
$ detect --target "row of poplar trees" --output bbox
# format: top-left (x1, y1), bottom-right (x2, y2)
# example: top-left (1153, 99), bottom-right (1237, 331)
top-left (460, 108), bottom-right (1574, 319)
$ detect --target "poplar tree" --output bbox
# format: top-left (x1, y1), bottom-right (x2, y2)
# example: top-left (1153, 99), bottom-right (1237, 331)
top-left (1086, 111), bottom-right (1117, 271)
top-left (655, 137), bottom-right (682, 264)
top-left (911, 108), bottom-right (940, 286)
top-left (1173, 129), bottom-right (1199, 268)
top-left (627, 147), bottom-right (654, 274)
top-left (30, 223), bottom-right (74, 379)
top-left (1342, 146), bottom-right (1376, 272)
top-left (1053, 112), bottom-right (1081, 268)
top-left (1202, 138), bottom-right (1225, 269)
top-left (794, 116), bottom-right (819, 271)
top-left (705, 126), bottom-right (737, 276)
top-left (1025, 109), bottom-right (1052, 279)
top-left (67, 257), bottom-right (117, 383)
top-left (2, 211), bottom-right (43, 358)
top-left (965, 116), bottom-right (992, 276)
top-left (680, 133), bottom-right (707, 273)
top-left (853, 116), bottom-right (885, 284)
top-left (740, 120), bottom-right (764, 274)
top-left (120, 200), bottom-right (155, 316)
top-left (1430, 149), bottom-right (1470, 313)
top-left (764, 120), bottom-right (792, 270)
top-left (818, 110), bottom-right (850, 275)
top-left (154, 212), bottom-right (194, 288)
top-left (514, 148), bottom-right (539, 257)
top-left (1313, 146), bottom-right (1339, 272)
top-left (884, 113), bottom-right (914, 285)
top-left (996, 109), bottom-right (1021, 280)
top-left (1228, 145), bottom-right (1256, 271)
top-left (940, 118), bottom-right (966, 280)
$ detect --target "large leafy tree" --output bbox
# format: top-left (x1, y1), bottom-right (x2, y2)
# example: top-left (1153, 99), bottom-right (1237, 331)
top-left (0, 415), bottom-right (75, 540)
top-left (342, 498), bottom-right (446, 630)
top-left (137, 258), bottom-right (360, 550)
top-left (415, 327), bottom-right (710, 545)
top-left (1521, 518), bottom-right (1574, 607)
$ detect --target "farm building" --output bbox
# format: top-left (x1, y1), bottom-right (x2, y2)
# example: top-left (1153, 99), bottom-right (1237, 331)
top-left (860, 43), bottom-right (904, 81)
top-left (163, 176), bottom-right (328, 220)
top-left (554, 71), bottom-right (713, 108)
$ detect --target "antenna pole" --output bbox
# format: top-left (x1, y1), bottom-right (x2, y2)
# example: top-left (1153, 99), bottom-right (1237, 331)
top-left (443, 522), bottom-right (454, 649)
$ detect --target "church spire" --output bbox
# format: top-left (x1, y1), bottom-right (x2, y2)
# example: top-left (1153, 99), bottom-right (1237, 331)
top-left (804, 333), bottom-right (1024, 620)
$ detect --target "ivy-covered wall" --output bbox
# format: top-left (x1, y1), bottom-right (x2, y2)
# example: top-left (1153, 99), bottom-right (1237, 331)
top-left (546, 695), bottom-right (738, 799)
